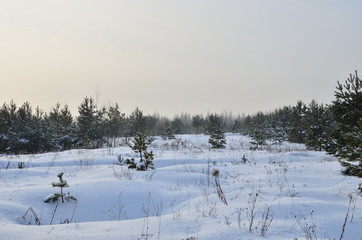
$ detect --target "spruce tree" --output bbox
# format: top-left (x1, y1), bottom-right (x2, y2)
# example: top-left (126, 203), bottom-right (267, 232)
top-left (207, 114), bottom-right (226, 149)
top-left (329, 71), bottom-right (362, 177)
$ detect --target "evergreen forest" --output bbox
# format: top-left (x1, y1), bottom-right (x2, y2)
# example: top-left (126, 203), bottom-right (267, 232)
top-left (0, 71), bottom-right (361, 177)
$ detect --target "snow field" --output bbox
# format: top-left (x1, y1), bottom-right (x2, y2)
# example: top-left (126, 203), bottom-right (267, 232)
top-left (0, 134), bottom-right (361, 240)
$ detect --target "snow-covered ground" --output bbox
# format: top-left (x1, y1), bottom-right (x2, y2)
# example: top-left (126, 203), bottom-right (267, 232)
top-left (0, 134), bottom-right (361, 240)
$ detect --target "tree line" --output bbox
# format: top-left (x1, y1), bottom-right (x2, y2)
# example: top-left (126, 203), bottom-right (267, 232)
top-left (0, 97), bottom-right (243, 154)
top-left (0, 97), bottom-right (335, 154)
top-left (0, 71), bottom-right (361, 176)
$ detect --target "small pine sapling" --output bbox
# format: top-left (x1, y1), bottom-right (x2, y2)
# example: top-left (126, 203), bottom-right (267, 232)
top-left (44, 172), bottom-right (76, 203)
top-left (118, 132), bottom-right (155, 171)
top-left (241, 155), bottom-right (248, 163)
top-left (18, 161), bottom-right (25, 169)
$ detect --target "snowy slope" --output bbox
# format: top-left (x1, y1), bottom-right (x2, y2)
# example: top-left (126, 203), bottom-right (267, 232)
top-left (0, 134), bottom-right (361, 240)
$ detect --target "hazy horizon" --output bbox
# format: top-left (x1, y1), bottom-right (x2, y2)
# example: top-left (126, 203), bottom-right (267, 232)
top-left (1, 0), bottom-right (361, 117)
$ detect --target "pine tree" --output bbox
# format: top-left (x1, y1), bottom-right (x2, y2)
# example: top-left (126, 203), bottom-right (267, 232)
top-left (29, 106), bottom-right (49, 153)
top-left (0, 101), bottom-right (17, 153)
top-left (47, 103), bottom-right (78, 150)
top-left (241, 115), bottom-right (253, 136)
top-left (128, 107), bottom-right (145, 136)
top-left (287, 101), bottom-right (307, 143)
top-left (104, 104), bottom-right (125, 147)
top-left (231, 119), bottom-right (243, 133)
top-left (207, 114), bottom-right (226, 149)
top-left (144, 114), bottom-right (159, 135)
top-left (119, 132), bottom-right (154, 171)
top-left (58, 104), bottom-right (78, 149)
top-left (329, 71), bottom-right (362, 177)
top-left (94, 107), bottom-right (107, 147)
top-left (13, 102), bottom-right (35, 153)
top-left (268, 111), bottom-right (287, 145)
top-left (171, 117), bottom-right (184, 134)
top-left (77, 97), bottom-right (104, 148)
top-left (249, 129), bottom-right (267, 149)
top-left (160, 120), bottom-right (176, 140)
top-left (249, 112), bottom-right (268, 149)
top-left (192, 115), bottom-right (206, 134)
top-left (0, 101), bottom-right (50, 154)
top-left (44, 172), bottom-right (76, 203)
top-left (304, 100), bottom-right (334, 151)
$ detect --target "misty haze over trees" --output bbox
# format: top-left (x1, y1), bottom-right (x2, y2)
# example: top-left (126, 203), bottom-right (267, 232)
top-left (0, 71), bottom-right (361, 177)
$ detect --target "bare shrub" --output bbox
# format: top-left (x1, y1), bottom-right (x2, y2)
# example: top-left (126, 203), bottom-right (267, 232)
top-left (141, 192), bottom-right (152, 240)
top-left (20, 207), bottom-right (41, 225)
top-left (295, 212), bottom-right (317, 240)
top-left (202, 203), bottom-right (217, 217)
top-left (259, 205), bottom-right (274, 236)
top-left (144, 170), bottom-right (156, 182)
top-left (46, 152), bottom-right (59, 174)
top-left (76, 150), bottom-right (94, 170)
top-left (173, 210), bottom-right (181, 220)
top-left (183, 237), bottom-right (197, 240)
top-left (112, 166), bottom-right (133, 180)
top-left (246, 192), bottom-right (259, 232)
top-left (106, 192), bottom-right (127, 221)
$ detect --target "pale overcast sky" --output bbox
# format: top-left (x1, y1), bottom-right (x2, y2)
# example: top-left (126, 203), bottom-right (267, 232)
top-left (1, 0), bottom-right (361, 117)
